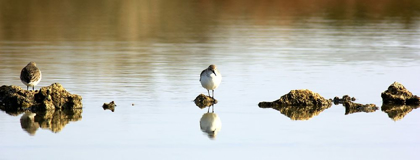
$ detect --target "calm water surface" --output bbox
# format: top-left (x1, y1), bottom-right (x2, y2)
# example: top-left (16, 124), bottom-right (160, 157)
top-left (1, 1), bottom-right (420, 160)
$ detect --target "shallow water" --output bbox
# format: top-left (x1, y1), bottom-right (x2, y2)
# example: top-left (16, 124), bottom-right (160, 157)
top-left (1, 1), bottom-right (420, 160)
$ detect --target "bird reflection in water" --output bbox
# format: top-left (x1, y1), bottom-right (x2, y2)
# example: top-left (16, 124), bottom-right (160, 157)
top-left (199, 104), bottom-right (222, 139)
top-left (20, 112), bottom-right (40, 136)
top-left (19, 109), bottom-right (82, 135)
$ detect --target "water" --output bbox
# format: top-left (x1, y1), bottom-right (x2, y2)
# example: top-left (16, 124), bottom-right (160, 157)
top-left (1, 0), bottom-right (420, 160)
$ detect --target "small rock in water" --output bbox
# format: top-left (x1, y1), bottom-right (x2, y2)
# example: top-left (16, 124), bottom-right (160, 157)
top-left (333, 95), bottom-right (377, 115)
top-left (103, 101), bottom-right (116, 112)
top-left (259, 89), bottom-right (332, 107)
top-left (194, 94), bottom-right (217, 109)
top-left (333, 95), bottom-right (356, 105)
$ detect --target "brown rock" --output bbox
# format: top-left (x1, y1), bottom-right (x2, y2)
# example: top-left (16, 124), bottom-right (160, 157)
top-left (258, 89), bottom-right (332, 120)
top-left (0, 83), bottom-right (82, 113)
top-left (102, 101), bottom-right (116, 112)
top-left (194, 94), bottom-right (217, 109)
top-left (258, 89), bottom-right (332, 107)
top-left (333, 95), bottom-right (356, 105)
top-left (381, 82), bottom-right (420, 105)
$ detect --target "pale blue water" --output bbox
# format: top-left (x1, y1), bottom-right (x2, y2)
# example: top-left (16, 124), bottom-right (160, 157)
top-left (1, 1), bottom-right (420, 160)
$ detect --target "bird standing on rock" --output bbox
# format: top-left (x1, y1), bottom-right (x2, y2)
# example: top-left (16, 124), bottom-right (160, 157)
top-left (20, 62), bottom-right (42, 91)
top-left (200, 64), bottom-right (222, 98)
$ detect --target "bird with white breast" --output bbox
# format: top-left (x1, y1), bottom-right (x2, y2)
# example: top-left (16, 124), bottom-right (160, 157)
top-left (200, 64), bottom-right (222, 98)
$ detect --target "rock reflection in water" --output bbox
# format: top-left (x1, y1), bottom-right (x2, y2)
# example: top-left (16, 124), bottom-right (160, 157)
top-left (199, 105), bottom-right (221, 139)
top-left (20, 109), bottom-right (82, 135)
top-left (261, 105), bottom-right (331, 121)
top-left (381, 104), bottom-right (419, 121)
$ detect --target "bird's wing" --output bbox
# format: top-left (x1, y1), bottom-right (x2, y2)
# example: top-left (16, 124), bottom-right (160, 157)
top-left (199, 69), bottom-right (206, 81)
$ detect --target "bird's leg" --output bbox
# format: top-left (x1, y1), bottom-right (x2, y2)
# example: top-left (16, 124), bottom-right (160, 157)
top-left (27, 86), bottom-right (29, 90)
top-left (32, 86), bottom-right (34, 91)
top-left (212, 105), bottom-right (214, 113)
top-left (207, 106), bottom-right (210, 113)
top-left (212, 90), bottom-right (214, 98)
top-left (207, 90), bottom-right (210, 97)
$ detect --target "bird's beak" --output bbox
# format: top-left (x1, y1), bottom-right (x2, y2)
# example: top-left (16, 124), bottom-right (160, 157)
top-left (212, 70), bottom-right (217, 76)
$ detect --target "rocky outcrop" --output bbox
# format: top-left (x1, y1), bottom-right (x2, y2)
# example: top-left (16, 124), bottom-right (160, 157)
top-left (381, 82), bottom-right (420, 105)
top-left (333, 95), bottom-right (356, 105)
top-left (333, 95), bottom-right (378, 115)
top-left (102, 101), bottom-right (116, 112)
top-left (0, 83), bottom-right (82, 113)
top-left (194, 94), bottom-right (217, 109)
top-left (258, 89), bottom-right (332, 120)
top-left (258, 89), bottom-right (332, 107)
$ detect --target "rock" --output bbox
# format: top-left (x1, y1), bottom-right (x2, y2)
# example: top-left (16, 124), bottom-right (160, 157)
top-left (381, 104), bottom-right (419, 121)
top-left (194, 94), bottom-right (217, 109)
top-left (258, 89), bottom-right (332, 107)
top-left (258, 89), bottom-right (332, 120)
top-left (0, 83), bottom-right (82, 112)
top-left (381, 82), bottom-right (420, 105)
top-left (332, 95), bottom-right (377, 115)
top-left (333, 95), bottom-right (356, 105)
top-left (102, 101), bottom-right (116, 112)
top-left (343, 101), bottom-right (378, 115)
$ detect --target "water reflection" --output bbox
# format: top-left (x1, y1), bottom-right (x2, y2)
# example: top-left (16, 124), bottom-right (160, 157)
top-left (19, 109), bottom-right (82, 135)
top-left (20, 112), bottom-right (39, 136)
top-left (199, 105), bottom-right (222, 139)
top-left (381, 104), bottom-right (419, 121)
top-left (261, 105), bottom-right (331, 121)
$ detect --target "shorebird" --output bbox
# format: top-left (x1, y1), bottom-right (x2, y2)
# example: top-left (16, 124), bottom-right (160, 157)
top-left (200, 64), bottom-right (222, 98)
top-left (20, 62), bottom-right (42, 91)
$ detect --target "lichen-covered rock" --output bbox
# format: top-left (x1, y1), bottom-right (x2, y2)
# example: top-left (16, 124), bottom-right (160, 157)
top-left (0, 85), bottom-right (35, 113)
top-left (333, 95), bottom-right (356, 105)
top-left (258, 89), bottom-right (332, 107)
top-left (102, 101), bottom-right (116, 112)
top-left (381, 82), bottom-right (420, 105)
top-left (343, 101), bottom-right (378, 115)
top-left (381, 104), bottom-right (419, 121)
top-left (0, 83), bottom-right (82, 113)
top-left (258, 89), bottom-right (332, 120)
top-left (194, 94), bottom-right (217, 109)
